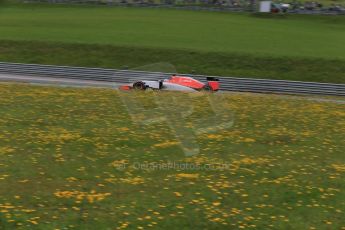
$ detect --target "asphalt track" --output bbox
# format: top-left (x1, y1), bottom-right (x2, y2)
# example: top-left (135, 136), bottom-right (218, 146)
top-left (1, 62), bottom-right (345, 96)
top-left (1, 73), bottom-right (344, 104)
top-left (0, 73), bottom-right (121, 88)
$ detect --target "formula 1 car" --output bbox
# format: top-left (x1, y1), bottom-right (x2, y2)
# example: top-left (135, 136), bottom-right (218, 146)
top-left (120, 75), bottom-right (219, 92)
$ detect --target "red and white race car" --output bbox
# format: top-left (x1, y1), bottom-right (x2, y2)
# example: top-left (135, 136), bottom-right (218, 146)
top-left (120, 75), bottom-right (219, 92)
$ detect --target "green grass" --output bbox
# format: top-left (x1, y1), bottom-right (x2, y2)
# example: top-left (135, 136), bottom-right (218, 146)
top-left (0, 4), bottom-right (345, 59)
top-left (0, 83), bottom-right (344, 229)
top-left (1, 40), bottom-right (345, 83)
top-left (0, 4), bottom-right (345, 83)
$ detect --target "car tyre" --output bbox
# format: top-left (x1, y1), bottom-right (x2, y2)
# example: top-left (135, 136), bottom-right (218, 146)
top-left (202, 85), bottom-right (213, 91)
top-left (133, 81), bottom-right (146, 90)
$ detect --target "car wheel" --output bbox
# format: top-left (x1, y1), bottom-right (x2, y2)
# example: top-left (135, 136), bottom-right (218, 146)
top-left (133, 81), bottom-right (146, 90)
top-left (202, 85), bottom-right (213, 91)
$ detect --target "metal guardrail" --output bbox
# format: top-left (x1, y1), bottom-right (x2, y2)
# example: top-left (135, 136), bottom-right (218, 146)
top-left (0, 62), bottom-right (344, 96)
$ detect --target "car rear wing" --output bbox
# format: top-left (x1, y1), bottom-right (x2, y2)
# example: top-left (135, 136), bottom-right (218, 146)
top-left (206, 77), bottom-right (219, 81)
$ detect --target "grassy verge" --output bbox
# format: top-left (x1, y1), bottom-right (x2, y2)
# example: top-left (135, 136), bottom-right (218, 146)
top-left (1, 40), bottom-right (345, 83)
top-left (0, 4), bottom-right (345, 59)
top-left (0, 83), bottom-right (344, 229)
top-left (0, 4), bottom-right (345, 83)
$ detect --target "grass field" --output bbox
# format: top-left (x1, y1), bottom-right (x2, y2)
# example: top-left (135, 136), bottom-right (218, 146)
top-left (0, 83), bottom-right (344, 229)
top-left (1, 40), bottom-right (345, 84)
top-left (0, 4), bottom-right (345, 83)
top-left (1, 4), bottom-right (345, 59)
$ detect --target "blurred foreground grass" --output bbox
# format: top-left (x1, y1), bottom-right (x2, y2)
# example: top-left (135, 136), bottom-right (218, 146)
top-left (0, 83), bottom-right (344, 229)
